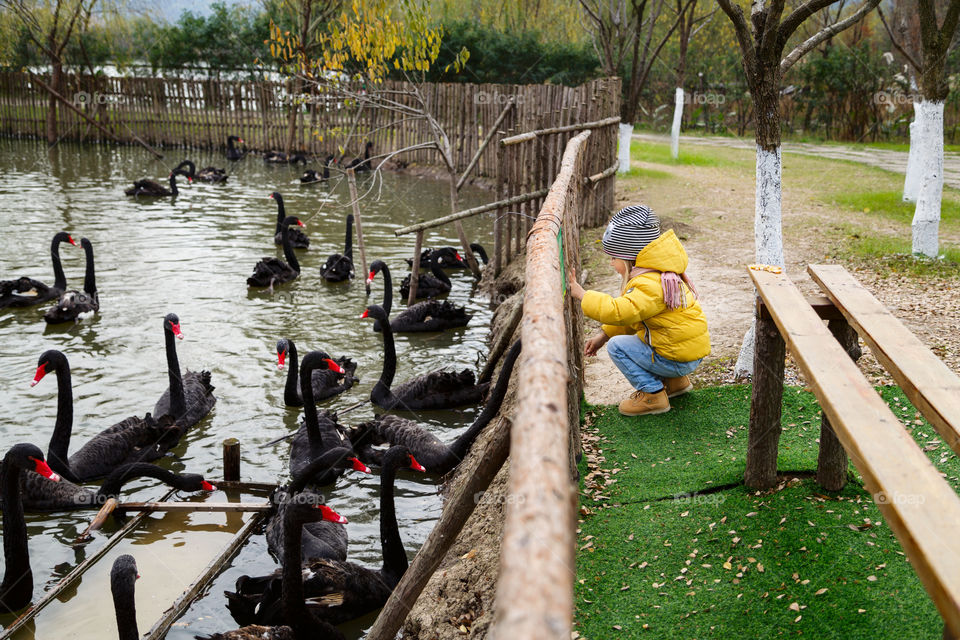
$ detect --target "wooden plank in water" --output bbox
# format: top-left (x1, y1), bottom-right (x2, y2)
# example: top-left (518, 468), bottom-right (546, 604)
top-left (117, 501), bottom-right (271, 513)
top-left (143, 511), bottom-right (267, 640)
top-left (808, 263), bottom-right (960, 457)
top-left (749, 267), bottom-right (960, 636)
top-left (0, 488), bottom-right (177, 640)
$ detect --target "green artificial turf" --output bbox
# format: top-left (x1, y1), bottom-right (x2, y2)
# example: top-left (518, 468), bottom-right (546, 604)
top-left (575, 385), bottom-right (960, 639)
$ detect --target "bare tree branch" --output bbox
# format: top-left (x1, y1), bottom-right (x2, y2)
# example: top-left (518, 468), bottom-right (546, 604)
top-left (779, 0), bottom-right (842, 42)
top-left (716, 0), bottom-right (759, 78)
top-left (781, 0), bottom-right (881, 74)
top-left (877, 5), bottom-right (922, 72)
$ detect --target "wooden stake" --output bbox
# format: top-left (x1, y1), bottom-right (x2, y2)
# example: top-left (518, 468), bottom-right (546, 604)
top-left (407, 230), bottom-right (424, 306)
top-left (223, 438), bottom-right (241, 482)
top-left (346, 168), bottom-right (370, 295)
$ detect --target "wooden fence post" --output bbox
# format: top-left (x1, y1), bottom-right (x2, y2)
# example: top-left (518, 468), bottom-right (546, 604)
top-left (744, 308), bottom-right (786, 490)
top-left (407, 230), bottom-right (424, 306)
top-left (346, 168), bottom-right (370, 294)
top-left (223, 438), bottom-right (241, 482)
top-left (816, 319), bottom-right (861, 491)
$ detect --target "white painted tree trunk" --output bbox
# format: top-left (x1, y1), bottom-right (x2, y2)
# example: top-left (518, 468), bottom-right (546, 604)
top-left (618, 123), bottom-right (632, 173)
top-left (912, 100), bottom-right (944, 258)
top-left (903, 101), bottom-right (922, 202)
top-left (670, 87), bottom-right (684, 159)
top-left (734, 145), bottom-right (784, 378)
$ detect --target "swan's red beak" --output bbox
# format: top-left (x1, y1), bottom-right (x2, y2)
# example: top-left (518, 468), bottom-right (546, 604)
top-left (31, 457), bottom-right (60, 482)
top-left (268, 193), bottom-right (274, 199)
top-left (297, 220), bottom-right (305, 227)
top-left (359, 309), bottom-right (369, 319)
top-left (455, 252), bottom-right (462, 261)
top-left (31, 363), bottom-right (48, 387)
top-left (68, 235), bottom-right (77, 246)
top-left (200, 480), bottom-right (217, 491)
top-left (171, 322), bottom-right (183, 340)
top-left (349, 457), bottom-right (371, 474)
top-left (319, 504), bottom-right (348, 524)
top-left (366, 271), bottom-right (376, 284)
top-left (324, 358), bottom-right (345, 374)
top-left (277, 350), bottom-right (287, 370)
top-left (408, 454), bottom-right (426, 473)
top-left (239, 139), bottom-right (244, 144)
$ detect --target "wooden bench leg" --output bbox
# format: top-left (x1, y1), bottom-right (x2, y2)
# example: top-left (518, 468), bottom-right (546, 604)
top-left (745, 313), bottom-right (786, 490)
top-left (817, 319), bottom-right (862, 491)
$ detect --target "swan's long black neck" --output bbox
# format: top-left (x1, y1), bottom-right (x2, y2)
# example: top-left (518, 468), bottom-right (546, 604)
top-left (289, 447), bottom-right (352, 494)
top-left (98, 463), bottom-right (182, 499)
top-left (165, 326), bottom-right (186, 418)
top-left (81, 240), bottom-right (96, 296)
top-left (451, 339), bottom-right (521, 459)
top-left (379, 452), bottom-right (407, 586)
top-left (168, 173), bottom-right (179, 197)
top-left (344, 215), bottom-right (354, 261)
top-left (372, 311), bottom-right (397, 405)
top-left (46, 361), bottom-right (78, 482)
top-left (273, 196), bottom-right (286, 234)
top-left (378, 263), bottom-right (393, 318)
top-left (282, 222), bottom-right (300, 273)
top-left (51, 234), bottom-right (68, 291)
top-left (0, 457), bottom-right (33, 612)
top-left (430, 257), bottom-right (451, 286)
top-left (283, 340), bottom-right (302, 406)
top-left (300, 358), bottom-right (320, 441)
top-left (111, 569), bottom-right (138, 640)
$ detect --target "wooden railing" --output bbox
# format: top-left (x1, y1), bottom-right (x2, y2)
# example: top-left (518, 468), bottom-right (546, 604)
top-left (488, 130), bottom-right (590, 639)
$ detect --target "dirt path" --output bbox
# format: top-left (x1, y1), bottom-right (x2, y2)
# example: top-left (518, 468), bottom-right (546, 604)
top-left (634, 132), bottom-right (960, 190)
top-left (583, 141), bottom-right (960, 406)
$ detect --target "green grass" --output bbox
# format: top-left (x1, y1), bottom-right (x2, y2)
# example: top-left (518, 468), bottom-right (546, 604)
top-left (630, 140), bottom-right (747, 169)
top-left (828, 190), bottom-right (960, 229)
top-left (621, 166), bottom-right (672, 180)
top-left (576, 386), bottom-right (960, 639)
top-left (826, 225), bottom-right (960, 278)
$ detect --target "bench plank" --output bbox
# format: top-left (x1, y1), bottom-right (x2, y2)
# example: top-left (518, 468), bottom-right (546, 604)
top-left (809, 263), bottom-right (960, 456)
top-left (749, 267), bottom-right (960, 635)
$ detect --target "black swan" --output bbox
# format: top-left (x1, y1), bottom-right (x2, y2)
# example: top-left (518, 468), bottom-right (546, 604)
top-left (32, 350), bottom-right (183, 482)
top-left (124, 168), bottom-right (191, 197)
top-left (318, 214), bottom-right (354, 282)
top-left (111, 555), bottom-right (140, 640)
top-left (349, 339), bottom-right (521, 474)
top-left (287, 351), bottom-right (354, 482)
top-left (344, 141), bottom-right (373, 172)
top-left (44, 236), bottom-right (98, 323)
top-left (266, 447), bottom-right (369, 565)
top-left (264, 151), bottom-right (307, 164)
top-left (225, 445), bottom-right (424, 627)
top-left (361, 305), bottom-right (489, 411)
top-left (0, 443), bottom-right (61, 613)
top-left (407, 243), bottom-right (488, 269)
top-left (277, 338), bottom-right (357, 405)
top-left (398, 252), bottom-right (452, 300)
top-left (175, 160), bottom-right (228, 184)
top-left (270, 193), bottom-right (310, 249)
top-left (153, 313), bottom-right (217, 434)
top-left (0, 231), bottom-right (75, 309)
top-left (300, 154), bottom-right (334, 184)
top-left (367, 260), bottom-right (470, 333)
top-left (248, 217), bottom-right (304, 289)
top-left (8, 460), bottom-right (216, 513)
top-left (226, 135), bottom-right (246, 161)
top-left (214, 497), bottom-right (350, 640)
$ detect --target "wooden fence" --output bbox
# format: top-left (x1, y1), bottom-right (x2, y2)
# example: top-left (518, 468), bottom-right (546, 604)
top-left (0, 71), bottom-right (618, 182)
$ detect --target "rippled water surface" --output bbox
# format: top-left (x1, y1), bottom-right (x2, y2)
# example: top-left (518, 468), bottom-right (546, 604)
top-left (0, 138), bottom-right (494, 638)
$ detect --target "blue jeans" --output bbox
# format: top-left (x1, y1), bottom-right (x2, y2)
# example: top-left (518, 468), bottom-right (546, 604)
top-left (607, 334), bottom-right (702, 392)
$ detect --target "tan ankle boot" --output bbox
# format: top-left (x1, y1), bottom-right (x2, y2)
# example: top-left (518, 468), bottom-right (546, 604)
top-left (618, 388), bottom-right (670, 416)
top-left (665, 375), bottom-right (693, 398)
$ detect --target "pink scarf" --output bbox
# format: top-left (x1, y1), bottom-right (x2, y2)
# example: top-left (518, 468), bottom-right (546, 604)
top-left (633, 268), bottom-right (699, 310)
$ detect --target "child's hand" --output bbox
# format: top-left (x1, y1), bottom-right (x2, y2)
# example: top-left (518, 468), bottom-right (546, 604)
top-left (568, 267), bottom-right (585, 300)
top-left (584, 332), bottom-right (608, 357)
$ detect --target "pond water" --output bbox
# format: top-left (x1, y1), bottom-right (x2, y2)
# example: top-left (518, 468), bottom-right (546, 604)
top-left (0, 138), bottom-right (495, 638)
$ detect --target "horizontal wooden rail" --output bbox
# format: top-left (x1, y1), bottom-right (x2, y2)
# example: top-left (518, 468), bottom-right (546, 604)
top-left (499, 116), bottom-right (620, 146)
top-left (583, 160), bottom-right (620, 185)
top-left (489, 130), bottom-right (590, 639)
top-left (394, 188), bottom-right (549, 236)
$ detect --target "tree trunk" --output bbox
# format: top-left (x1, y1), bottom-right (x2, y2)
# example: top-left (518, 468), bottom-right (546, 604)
top-left (670, 87), bottom-right (684, 159)
top-left (285, 76), bottom-right (301, 156)
top-left (617, 123), bottom-right (632, 173)
top-left (817, 319), bottom-right (861, 491)
top-left (912, 99), bottom-right (944, 257)
top-left (903, 100), bottom-right (923, 202)
top-left (46, 60), bottom-right (62, 144)
top-left (744, 312), bottom-right (785, 490)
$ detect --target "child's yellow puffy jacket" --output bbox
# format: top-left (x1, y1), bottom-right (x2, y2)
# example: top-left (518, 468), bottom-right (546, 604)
top-left (581, 230), bottom-right (710, 362)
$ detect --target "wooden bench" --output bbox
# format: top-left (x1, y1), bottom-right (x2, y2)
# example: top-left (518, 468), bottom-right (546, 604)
top-left (745, 264), bottom-right (960, 637)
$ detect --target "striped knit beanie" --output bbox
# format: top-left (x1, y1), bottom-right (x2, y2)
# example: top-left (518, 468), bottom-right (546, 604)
top-left (601, 205), bottom-right (661, 260)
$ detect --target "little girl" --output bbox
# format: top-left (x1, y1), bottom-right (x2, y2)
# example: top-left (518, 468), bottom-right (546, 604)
top-left (568, 205), bottom-right (710, 416)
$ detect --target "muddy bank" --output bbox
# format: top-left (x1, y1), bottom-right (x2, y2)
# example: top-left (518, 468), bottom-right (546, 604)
top-left (399, 258), bottom-right (525, 639)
